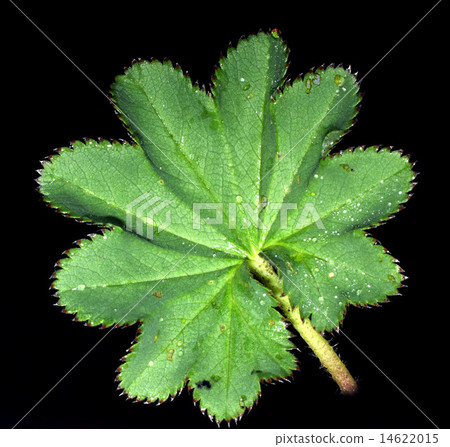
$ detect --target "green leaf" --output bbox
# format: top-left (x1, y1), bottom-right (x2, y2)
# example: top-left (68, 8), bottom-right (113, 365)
top-left (111, 59), bottom-right (252, 253)
top-left (39, 139), bottom-right (247, 256)
top-left (260, 65), bottom-right (361, 244)
top-left (39, 30), bottom-right (415, 422)
top-left (111, 59), bottom-right (225, 195)
top-left (119, 260), bottom-right (295, 421)
top-left (54, 227), bottom-right (295, 421)
top-left (211, 32), bottom-right (288, 247)
top-left (54, 227), bottom-right (243, 327)
top-left (266, 147), bottom-right (413, 244)
top-left (265, 230), bottom-right (403, 332)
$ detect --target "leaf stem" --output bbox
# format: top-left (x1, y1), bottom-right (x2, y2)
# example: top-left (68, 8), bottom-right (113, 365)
top-left (247, 254), bottom-right (357, 394)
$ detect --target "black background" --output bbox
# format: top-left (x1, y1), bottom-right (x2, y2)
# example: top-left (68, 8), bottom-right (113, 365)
top-left (3, 0), bottom-right (447, 429)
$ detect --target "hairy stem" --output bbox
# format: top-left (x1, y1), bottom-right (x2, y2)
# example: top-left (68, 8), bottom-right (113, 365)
top-left (247, 254), bottom-right (357, 394)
